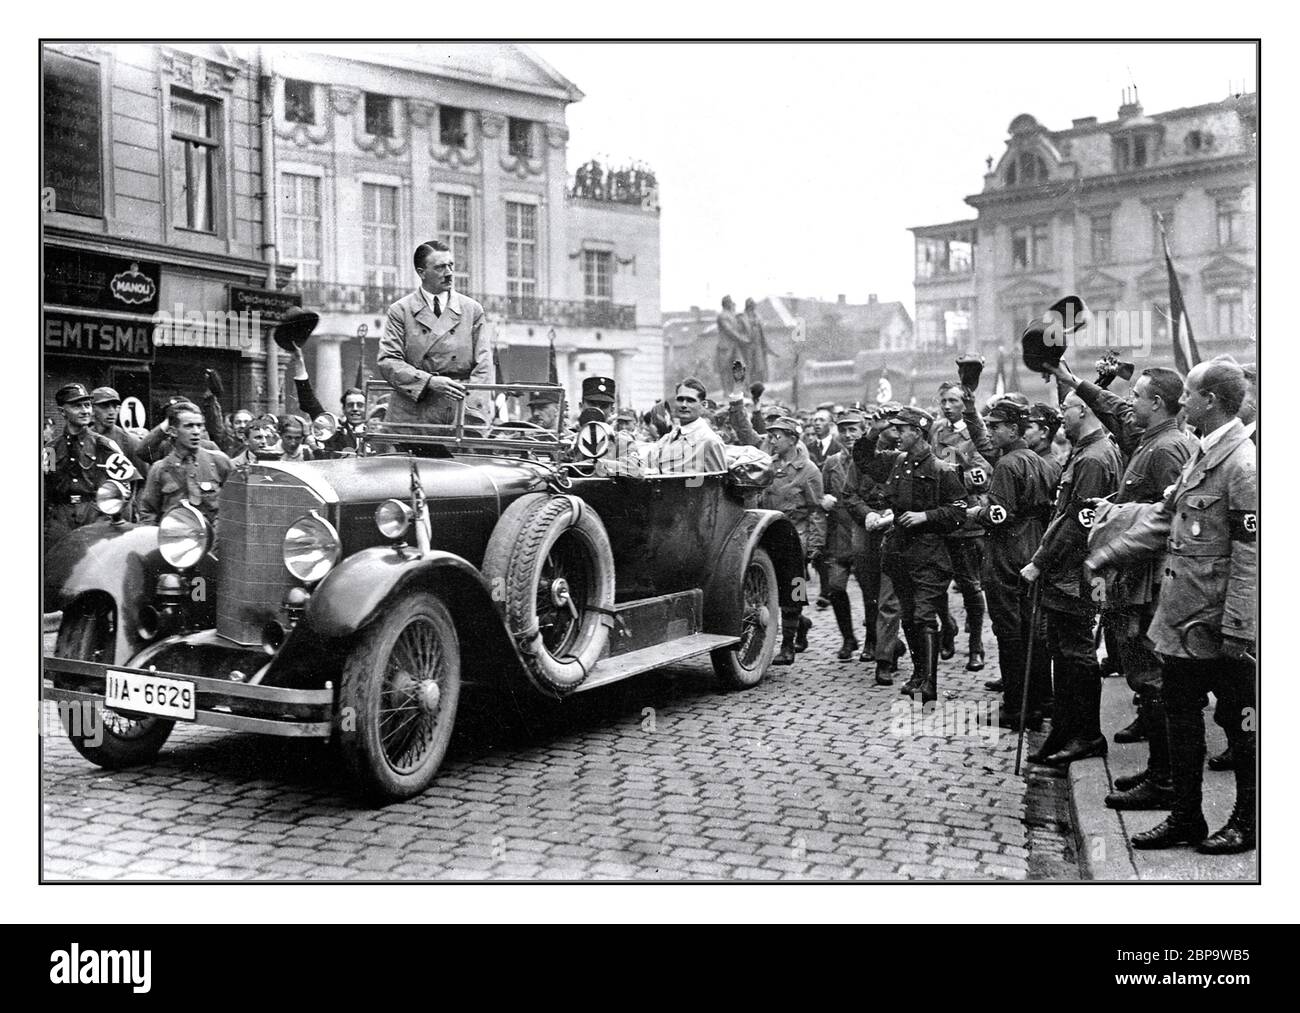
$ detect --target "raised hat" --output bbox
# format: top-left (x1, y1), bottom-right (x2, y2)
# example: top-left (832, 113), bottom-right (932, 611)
top-left (55, 382), bottom-right (91, 405)
top-left (1021, 294), bottom-right (1088, 374)
top-left (273, 306), bottom-right (320, 353)
top-left (90, 386), bottom-right (121, 405)
top-left (955, 353), bottom-right (986, 390)
top-left (581, 375), bottom-right (616, 404)
top-left (1027, 402), bottom-right (1063, 428)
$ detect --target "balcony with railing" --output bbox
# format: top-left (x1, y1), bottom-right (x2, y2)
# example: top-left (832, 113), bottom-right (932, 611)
top-left (568, 159), bottom-right (658, 208)
top-left (292, 281), bottom-right (636, 330)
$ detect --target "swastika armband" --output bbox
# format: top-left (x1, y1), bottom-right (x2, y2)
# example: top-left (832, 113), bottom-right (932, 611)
top-left (987, 504), bottom-right (1008, 525)
top-left (965, 466), bottom-right (989, 491)
top-left (1229, 510), bottom-right (1258, 543)
top-left (1075, 504), bottom-right (1096, 531)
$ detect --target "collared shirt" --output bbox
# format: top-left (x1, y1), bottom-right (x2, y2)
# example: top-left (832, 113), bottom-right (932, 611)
top-left (139, 445), bottom-right (232, 525)
top-left (419, 286), bottom-right (448, 317)
top-left (1200, 417), bottom-right (1238, 453)
top-left (649, 416), bottom-right (727, 474)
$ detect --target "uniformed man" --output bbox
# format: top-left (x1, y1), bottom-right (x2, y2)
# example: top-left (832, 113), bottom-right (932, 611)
top-left (564, 376), bottom-right (640, 473)
top-left (966, 399), bottom-right (1055, 728)
top-left (855, 406), bottom-right (967, 702)
top-left (89, 387), bottom-right (147, 475)
top-left (760, 415), bottom-right (825, 664)
top-left (1021, 391), bottom-right (1122, 767)
top-left (1025, 403), bottom-right (1064, 488)
top-left (89, 386), bottom-right (148, 517)
top-left (45, 383), bottom-right (139, 551)
top-left (1086, 357), bottom-right (1256, 853)
top-left (820, 409), bottom-right (870, 661)
top-left (614, 407), bottom-right (638, 434)
top-left (528, 388), bottom-right (563, 430)
top-left (1051, 361), bottom-right (1196, 809)
top-left (139, 401), bottom-right (233, 526)
top-left (931, 382), bottom-right (992, 671)
top-left (844, 405), bottom-right (907, 682)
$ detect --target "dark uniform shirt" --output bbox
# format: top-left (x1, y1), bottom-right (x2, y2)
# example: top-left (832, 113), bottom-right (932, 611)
top-left (931, 416), bottom-right (992, 538)
top-left (1031, 428), bottom-right (1122, 609)
top-left (822, 449), bottom-right (862, 558)
top-left (857, 435), bottom-right (967, 538)
top-left (972, 439), bottom-right (1055, 562)
top-left (45, 428), bottom-right (128, 505)
top-left (139, 446), bottom-right (233, 526)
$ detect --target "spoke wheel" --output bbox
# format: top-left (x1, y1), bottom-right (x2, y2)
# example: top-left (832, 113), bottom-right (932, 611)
top-left (338, 592), bottom-right (461, 800)
top-left (53, 600), bottom-right (174, 768)
top-left (712, 547), bottom-right (780, 689)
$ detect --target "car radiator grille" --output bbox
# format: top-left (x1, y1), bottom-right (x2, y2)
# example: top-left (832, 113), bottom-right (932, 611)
top-left (217, 471), bottom-right (327, 645)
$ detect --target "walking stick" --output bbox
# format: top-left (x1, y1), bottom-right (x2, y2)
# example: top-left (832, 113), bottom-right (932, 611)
top-left (1014, 578), bottom-right (1043, 775)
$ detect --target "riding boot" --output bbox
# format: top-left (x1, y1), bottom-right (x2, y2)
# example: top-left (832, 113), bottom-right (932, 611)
top-left (1113, 693), bottom-right (1148, 744)
top-left (830, 591), bottom-right (858, 661)
top-left (773, 615), bottom-right (798, 666)
top-left (1199, 733), bottom-right (1256, 854)
top-left (920, 627), bottom-right (940, 704)
top-left (793, 614), bottom-right (811, 652)
top-left (939, 605), bottom-right (957, 660)
top-left (1132, 707), bottom-right (1208, 849)
top-left (1144, 693), bottom-right (1173, 787)
top-left (900, 623), bottom-right (925, 697)
top-left (1043, 662), bottom-right (1107, 766)
top-left (997, 634), bottom-right (1026, 729)
top-left (965, 599), bottom-right (985, 671)
top-left (1027, 661), bottom-right (1073, 764)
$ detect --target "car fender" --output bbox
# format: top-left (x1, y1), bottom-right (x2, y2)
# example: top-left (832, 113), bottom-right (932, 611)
top-left (703, 509), bottom-right (804, 635)
top-left (44, 522), bottom-right (218, 665)
top-left (303, 546), bottom-right (527, 684)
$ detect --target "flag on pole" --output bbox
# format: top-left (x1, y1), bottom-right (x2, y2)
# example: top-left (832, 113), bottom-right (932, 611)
top-left (1157, 212), bottom-right (1200, 376)
top-left (547, 332), bottom-right (559, 385)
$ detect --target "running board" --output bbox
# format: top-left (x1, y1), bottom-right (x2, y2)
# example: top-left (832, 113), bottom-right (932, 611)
top-left (576, 633), bottom-right (740, 693)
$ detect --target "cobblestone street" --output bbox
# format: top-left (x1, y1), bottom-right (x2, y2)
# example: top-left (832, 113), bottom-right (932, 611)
top-left (42, 588), bottom-right (1071, 881)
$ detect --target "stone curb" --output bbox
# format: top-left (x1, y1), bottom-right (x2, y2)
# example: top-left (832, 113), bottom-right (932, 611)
top-left (1068, 753), bottom-right (1139, 881)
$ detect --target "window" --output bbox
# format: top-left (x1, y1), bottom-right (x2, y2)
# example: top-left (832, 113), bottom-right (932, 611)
top-left (1132, 135), bottom-right (1148, 168)
top-left (583, 250), bottom-right (612, 301)
top-left (1006, 152), bottom-right (1046, 187)
top-left (505, 201), bottom-right (538, 318)
top-left (439, 106), bottom-right (468, 148)
top-left (1090, 214), bottom-right (1112, 264)
top-left (284, 79), bottom-right (314, 125)
top-left (1011, 223), bottom-right (1051, 270)
top-left (508, 118), bottom-right (533, 158)
top-left (915, 236), bottom-right (974, 279)
top-left (170, 90), bottom-right (220, 232)
top-left (1114, 132), bottom-right (1158, 172)
top-left (1185, 129), bottom-right (1213, 153)
top-left (1216, 291), bottom-right (1246, 338)
top-left (437, 193), bottom-right (472, 293)
top-left (43, 51), bottom-right (103, 217)
top-left (364, 92), bottom-right (393, 137)
top-left (1217, 198), bottom-right (1242, 248)
top-left (362, 183), bottom-right (400, 292)
top-left (280, 173), bottom-right (321, 282)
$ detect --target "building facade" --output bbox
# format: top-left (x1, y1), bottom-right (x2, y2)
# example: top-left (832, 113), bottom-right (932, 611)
top-left (267, 44), bottom-right (662, 417)
top-left (913, 90), bottom-right (1257, 397)
top-left (42, 43), bottom-right (290, 426)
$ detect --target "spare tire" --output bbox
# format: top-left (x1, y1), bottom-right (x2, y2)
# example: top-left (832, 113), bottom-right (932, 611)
top-left (482, 493), bottom-right (616, 695)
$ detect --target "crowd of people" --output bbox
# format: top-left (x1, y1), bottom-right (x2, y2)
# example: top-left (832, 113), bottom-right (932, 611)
top-left (42, 327), bottom-right (1258, 858)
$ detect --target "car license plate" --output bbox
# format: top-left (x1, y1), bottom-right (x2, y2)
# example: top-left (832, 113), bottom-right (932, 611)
top-left (104, 670), bottom-right (196, 721)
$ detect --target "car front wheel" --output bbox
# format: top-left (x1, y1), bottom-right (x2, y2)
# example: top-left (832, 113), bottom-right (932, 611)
top-left (53, 601), bottom-right (174, 768)
top-left (337, 592), bottom-right (462, 801)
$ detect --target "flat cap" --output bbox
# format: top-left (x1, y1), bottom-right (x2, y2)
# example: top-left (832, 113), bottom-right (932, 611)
top-left (89, 386), bottom-right (121, 405)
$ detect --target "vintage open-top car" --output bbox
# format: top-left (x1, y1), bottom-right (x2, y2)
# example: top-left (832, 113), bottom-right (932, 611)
top-left (44, 383), bottom-right (803, 800)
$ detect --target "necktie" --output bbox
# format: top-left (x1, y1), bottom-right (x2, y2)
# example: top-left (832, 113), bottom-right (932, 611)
top-left (432, 295), bottom-right (441, 317)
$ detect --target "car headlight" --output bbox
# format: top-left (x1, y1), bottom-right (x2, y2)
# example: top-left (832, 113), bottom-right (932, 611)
top-left (375, 499), bottom-right (413, 539)
top-left (95, 480), bottom-right (131, 517)
top-left (158, 503), bottom-right (212, 570)
top-left (282, 511), bottom-right (341, 584)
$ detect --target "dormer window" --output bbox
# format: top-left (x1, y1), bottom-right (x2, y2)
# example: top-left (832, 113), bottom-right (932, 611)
top-left (1185, 129), bottom-right (1215, 154)
top-left (1113, 122), bottom-right (1163, 172)
top-left (1005, 151), bottom-right (1047, 188)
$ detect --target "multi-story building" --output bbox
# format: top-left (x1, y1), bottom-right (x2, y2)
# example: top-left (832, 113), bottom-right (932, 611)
top-left (42, 43), bottom-right (289, 424)
top-left (912, 89), bottom-right (1257, 395)
top-left (267, 43), bottom-right (662, 416)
